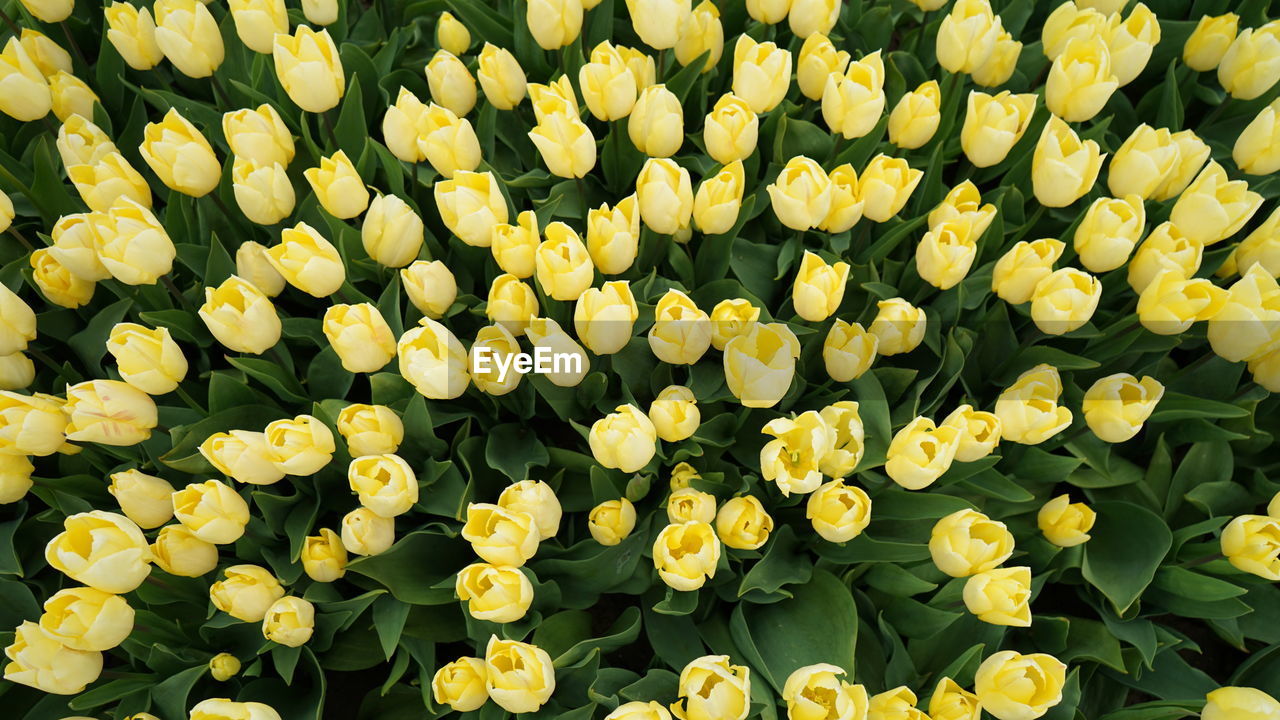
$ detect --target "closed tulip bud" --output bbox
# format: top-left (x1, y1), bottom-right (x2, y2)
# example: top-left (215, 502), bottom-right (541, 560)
top-left (530, 109), bottom-right (597, 178)
top-left (210, 565), bottom-right (284, 622)
top-left (1043, 2), bottom-right (1112, 60)
top-left (402, 260), bottom-right (457, 318)
top-left (30, 248), bottom-right (95, 308)
top-left (49, 72), bottom-right (100, 123)
top-left (46, 214), bottom-right (106, 283)
top-left (929, 679), bottom-right (980, 720)
top-left (1128, 222), bottom-right (1203, 294)
top-left (1231, 207), bottom-right (1280, 277)
top-left (860, 154), bottom-right (924, 222)
top-left (463, 503), bottom-right (540, 567)
top-left (431, 658), bottom-right (489, 713)
top-left (362, 194), bottom-right (424, 268)
top-left (18, 0), bottom-right (71, 22)
top-left (1219, 21), bottom-right (1280, 100)
top-left (0, 39), bottom-right (51, 122)
top-left (0, 456), bottom-right (32, 504)
top-left (653, 521), bottom-right (720, 591)
top-left (589, 498), bottom-right (637, 545)
top-left (1235, 99), bottom-right (1280, 175)
top-left (869, 687), bottom-right (927, 720)
top-left (1171, 161), bottom-right (1262, 245)
top-left (788, 0), bottom-right (839, 38)
top-left (265, 414), bottom-right (335, 475)
top-left (806, 479), bottom-right (871, 543)
top-left (106, 322), bottom-right (186, 394)
top-left (533, 222), bottom-right (592, 300)
top-left (1153, 130), bottom-right (1211, 201)
top-left (10, 28), bottom-right (63, 72)
top-left (305, 149), bottom-right (368, 219)
top-left (478, 43), bottom-right (526, 110)
top-left (580, 43), bottom-right (637, 121)
top-left (935, 405), bottom-right (1000, 463)
top-left (435, 170), bottom-right (507, 246)
top-left (487, 274), bottom-right (538, 336)
top-left (1082, 373), bottom-right (1163, 443)
top-left (1046, 36), bottom-right (1118, 122)
top-left (528, 75), bottom-right (578, 121)
top-left (456, 563), bottom-right (533, 624)
top-left (349, 453), bottom-right (419, 518)
top-left (323, 303), bottom-right (396, 373)
top-left (674, 656), bottom-right (750, 720)
top-left (64, 379), bottom-right (157, 446)
top-left (381, 87), bottom-right (429, 163)
top-left (667, 487), bottom-right (715, 525)
top-left (173, 479), bottom-right (250, 544)
top-left (768, 157), bottom-right (831, 231)
top-left (199, 430), bottom-right (285, 485)
top-left (1224, 515), bottom-right (1280, 580)
top-left (888, 80), bottom-right (941, 150)
top-left (714, 495), bottom-right (772, 550)
top-left (1209, 266), bottom-right (1280, 362)
top-left (1108, 125), bottom-right (1180, 199)
top-left (0, 391), bottom-right (65, 456)
top-left (928, 180), bottom-right (996, 232)
top-left (815, 401), bottom-right (861, 478)
top-left (1137, 269), bottom-right (1227, 335)
top-left (90, 198), bottom-right (175, 286)
top-left (761, 410), bottom-right (832, 496)
top-left (886, 416), bottom-right (961, 490)
top-left (622, 0), bottom-right (688, 51)
top-left (816, 164), bottom-right (861, 233)
top-left (823, 320), bottom-right (876, 382)
top-left (733, 36), bottom-right (792, 113)
top-left (930, 509), bottom-right (1014, 577)
top-left (108, 469), bottom-right (175, 529)
top-left (709, 298), bottom-right (759, 351)
top-left (3, 621), bottom-right (102, 695)
top-left (963, 566), bottom-right (1031, 627)
top-left (1072, 195), bottom-right (1144, 273)
top-left (229, 0), bottom-right (288, 54)
top-left (792, 251), bottom-right (849, 321)
top-left (420, 102), bottom-right (483, 178)
top-left (995, 364), bottom-right (1073, 444)
top-left (917, 215), bottom-right (981, 290)
top-left (0, 285), bottom-right (37, 357)
top-left (526, 316), bottom-right (589, 386)
top-left (587, 196), bottom-right (640, 274)
top-left (209, 653), bottom-right (242, 681)
top-left (105, 3), bottom-right (165, 71)
top-left (649, 385), bottom-right (700, 442)
top-left (650, 290), bottom-right (712, 365)
top-left (341, 507), bottom-right (395, 556)
top-left (482, 638), bottom-right (555, 714)
top-left (46, 511), bottom-right (152, 593)
top-left (495, 481), bottom-right (560, 541)
top-left (470, 324), bottom-right (524, 395)
top-left (336, 403), bottom-right (403, 456)
top-left (302, 528), bottom-right (347, 582)
top-left (797, 33), bottom-right (849, 101)
top-left (637, 158), bottom-right (694, 234)
top-left (972, 30), bottom-right (1023, 87)
top-left (1033, 116), bottom-right (1105, 207)
top-left (40, 586), bottom-right (135, 652)
top-left (223, 104), bottom-right (294, 168)
top-left (262, 596), bottom-right (314, 647)
top-left (190, 700), bottom-right (283, 720)
top-left (231, 158), bottom-right (295, 226)
top-left (1108, 3), bottom-right (1160, 86)
top-left (590, 404), bottom-right (658, 472)
top-left (704, 93), bottom-right (758, 165)
top-left (675, 1), bottom-right (723, 71)
top-left (1184, 14), bottom-right (1238, 72)
top-left (975, 651), bottom-right (1067, 720)
top-left (491, 211), bottom-right (539, 278)
top-left (937, 0), bottom-right (1001, 74)
top-left (429, 11), bottom-right (470, 56)
top-left (424, 50), bottom-right (476, 117)
top-left (268, 222), bottom-right (346, 297)
top-left (273, 25), bottom-right (344, 112)
top-left (725, 322), bottom-right (800, 407)
top-left (398, 317), bottom-right (470, 398)
top-left (822, 51), bottom-right (886, 140)
top-left (524, 0), bottom-right (582, 50)
top-left (962, 90), bottom-right (1037, 168)
top-left (1203, 687), bottom-right (1280, 720)
top-left (609, 701), bottom-right (675, 720)
top-left (199, 275), bottom-right (280, 351)
top-left (0, 353), bottom-right (34, 392)
top-left (670, 462), bottom-right (701, 490)
top-left (0, 191), bottom-right (12, 234)
top-left (630, 85), bottom-right (684, 157)
top-left (869, 297), bottom-right (926, 355)
top-left (154, 0), bottom-right (225, 78)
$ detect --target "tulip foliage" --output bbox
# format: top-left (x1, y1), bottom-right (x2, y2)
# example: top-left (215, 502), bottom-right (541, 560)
top-left (4, 0), bottom-right (1280, 718)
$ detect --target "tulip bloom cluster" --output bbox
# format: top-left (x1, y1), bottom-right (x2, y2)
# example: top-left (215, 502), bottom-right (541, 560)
top-left (2, 0), bottom-right (1280, 717)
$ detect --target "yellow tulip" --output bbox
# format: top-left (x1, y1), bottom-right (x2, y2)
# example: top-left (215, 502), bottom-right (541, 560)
top-left (942, 404), bottom-right (1002, 462)
top-left (323, 303), bottom-right (397, 373)
top-left (1107, 124), bottom-right (1180, 199)
top-left (916, 214), bottom-right (981, 290)
top-left (868, 297), bottom-right (925, 355)
top-left (888, 80), bottom-right (941, 149)
top-left (425, 49), bottom-right (476, 116)
top-left (362, 194), bottom-right (424, 268)
top-left (1042, 2), bottom-right (1112, 60)
top-left (972, 29), bottom-right (1023, 87)
top-left (477, 43), bottom-right (527, 110)
top-left (649, 290), bottom-right (712, 365)
top-left (199, 429), bottom-right (284, 485)
top-left (1032, 116), bottom-right (1105, 207)
top-left (1153, 129), bottom-right (1211, 201)
top-left (1038, 494), bottom-right (1095, 547)
top-left (724, 322), bottom-right (800, 408)
top-left (262, 596), bottom-right (315, 647)
top-left (630, 85), bottom-right (684, 157)
top-left (822, 50), bottom-right (886, 140)
top-left (348, 453), bottom-right (418, 517)
top-left (415, 99), bottom-right (483, 177)
top-left (436, 11), bottom-right (471, 55)
top-left (435, 170), bottom-right (508, 246)
top-left (486, 273), bottom-right (538, 337)
top-left (235, 240), bottom-right (286, 297)
top-left (528, 0), bottom-right (585, 50)
top-left (974, 651), bottom-right (1067, 720)
top-left (580, 42), bottom-right (638, 121)
top-left (715, 495), bottom-right (773, 550)
top-left (272, 25), bottom-right (345, 112)
top-left (90, 198), bottom-right (176, 286)
top-left (1208, 265), bottom-right (1280, 363)
top-left (1234, 99), bottom-right (1280, 175)
top-left (48, 72), bottom-right (100, 124)
top-left (30, 249), bottom-right (95, 308)
top-left (768, 156), bottom-right (833, 231)
top-left (995, 364), bottom-right (1072, 444)
top-left (589, 498), bottom-right (637, 545)
top-left (929, 509), bottom-right (1014, 577)
top-left (223, 104), bottom-right (294, 168)
top-left (173, 479), bottom-right (251, 544)
top-left (198, 275), bottom-right (282, 354)
top-left (1170, 161), bottom-right (1263, 245)
top-left (575, 280), bottom-right (638, 355)
top-left (268, 222), bottom-right (345, 297)
top-left (530, 108), bottom-right (597, 178)
top-left (1184, 13), bottom-right (1238, 72)
top-left (675, 0), bottom-right (723, 71)
top-left (528, 75), bottom-right (578, 121)
top-left (964, 566), bottom-right (1032, 627)
top-left (104, 2), bottom-right (165, 71)
top-left (153, 0), bottom-right (224, 78)
top-left (301, 528), bottom-right (347, 582)
top-left (39, 586), bottom-right (135, 652)
top-left (401, 260), bottom-right (458, 319)
top-left (962, 90), bottom-right (1038, 168)
top-left (761, 410), bottom-right (832, 495)
top-left (1046, 36), bottom-right (1118, 122)
top-left (106, 323), bottom-right (187, 395)
top-left (1127, 222), bottom-right (1203, 294)
top-left (637, 158), bottom-right (694, 234)
top-left (929, 679), bottom-right (982, 720)
top-left (1204, 687), bottom-right (1280, 720)
top-left (336, 403), bottom-right (404, 457)
top-left (588, 196), bottom-right (640, 274)
top-left (1030, 267), bottom-right (1102, 335)
top-left (305, 149), bottom-right (369, 219)
top-left (693, 160), bottom-right (745, 234)
top-left (860, 154), bottom-right (923, 222)
top-left (46, 510), bottom-right (153, 593)
top-left (653, 521), bottom-right (720, 591)
top-left (535, 222), bottom-right (593, 300)
top-left (936, 0), bottom-right (1002, 74)
top-left (0, 38), bottom-right (51, 123)
top-left (456, 562), bottom-right (533, 623)
top-left (732, 35), bottom-right (792, 113)
top-left (3, 621), bottom-right (102, 695)
top-left (265, 414), bottom-right (335, 476)
top-left (397, 317), bottom-right (470, 398)
top-left (484, 638), bottom-right (556, 714)
top-left (886, 416), bottom-right (961, 490)
top-left (704, 93), bottom-right (759, 164)
top-left (1218, 21), bottom-right (1280, 100)
top-left (823, 320), bottom-right (876, 382)
top-left (590, 404), bottom-right (657, 472)
top-left (469, 324), bottom-right (524, 395)
top-left (498, 479), bottom-right (561, 539)
top-left (1137, 269), bottom-right (1227, 335)
top-left (1073, 194), bottom-right (1145, 272)
top-left (341, 507), bottom-right (395, 556)
top-left (626, 0), bottom-right (691, 50)
top-left (1082, 373), bottom-right (1164, 443)
top-left (1222, 515), bottom-right (1280, 580)
top-left (1107, 3), bottom-right (1160, 86)
top-left (228, 0), bottom-right (288, 54)
top-left (797, 33), bottom-right (849, 101)
top-left (493, 210), bottom-right (540, 278)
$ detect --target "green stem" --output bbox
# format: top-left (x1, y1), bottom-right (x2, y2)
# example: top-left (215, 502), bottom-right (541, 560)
top-left (1006, 205), bottom-right (1047, 248)
top-left (60, 21), bottom-right (90, 68)
top-left (7, 227), bottom-right (35, 252)
top-left (321, 110), bottom-right (340, 149)
top-left (210, 73), bottom-right (232, 108)
top-left (174, 384), bottom-right (207, 413)
top-left (160, 274), bottom-right (191, 310)
top-left (0, 6), bottom-right (20, 35)
top-left (27, 347), bottom-right (79, 386)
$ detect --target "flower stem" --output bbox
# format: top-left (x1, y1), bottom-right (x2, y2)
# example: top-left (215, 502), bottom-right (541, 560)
top-left (60, 21), bottom-right (90, 68)
top-left (174, 384), bottom-right (207, 413)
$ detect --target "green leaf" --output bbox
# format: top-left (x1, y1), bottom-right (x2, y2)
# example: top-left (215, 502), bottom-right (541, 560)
top-left (347, 530), bottom-right (471, 605)
top-left (1082, 501), bottom-right (1174, 614)
top-left (485, 423), bottom-right (550, 482)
